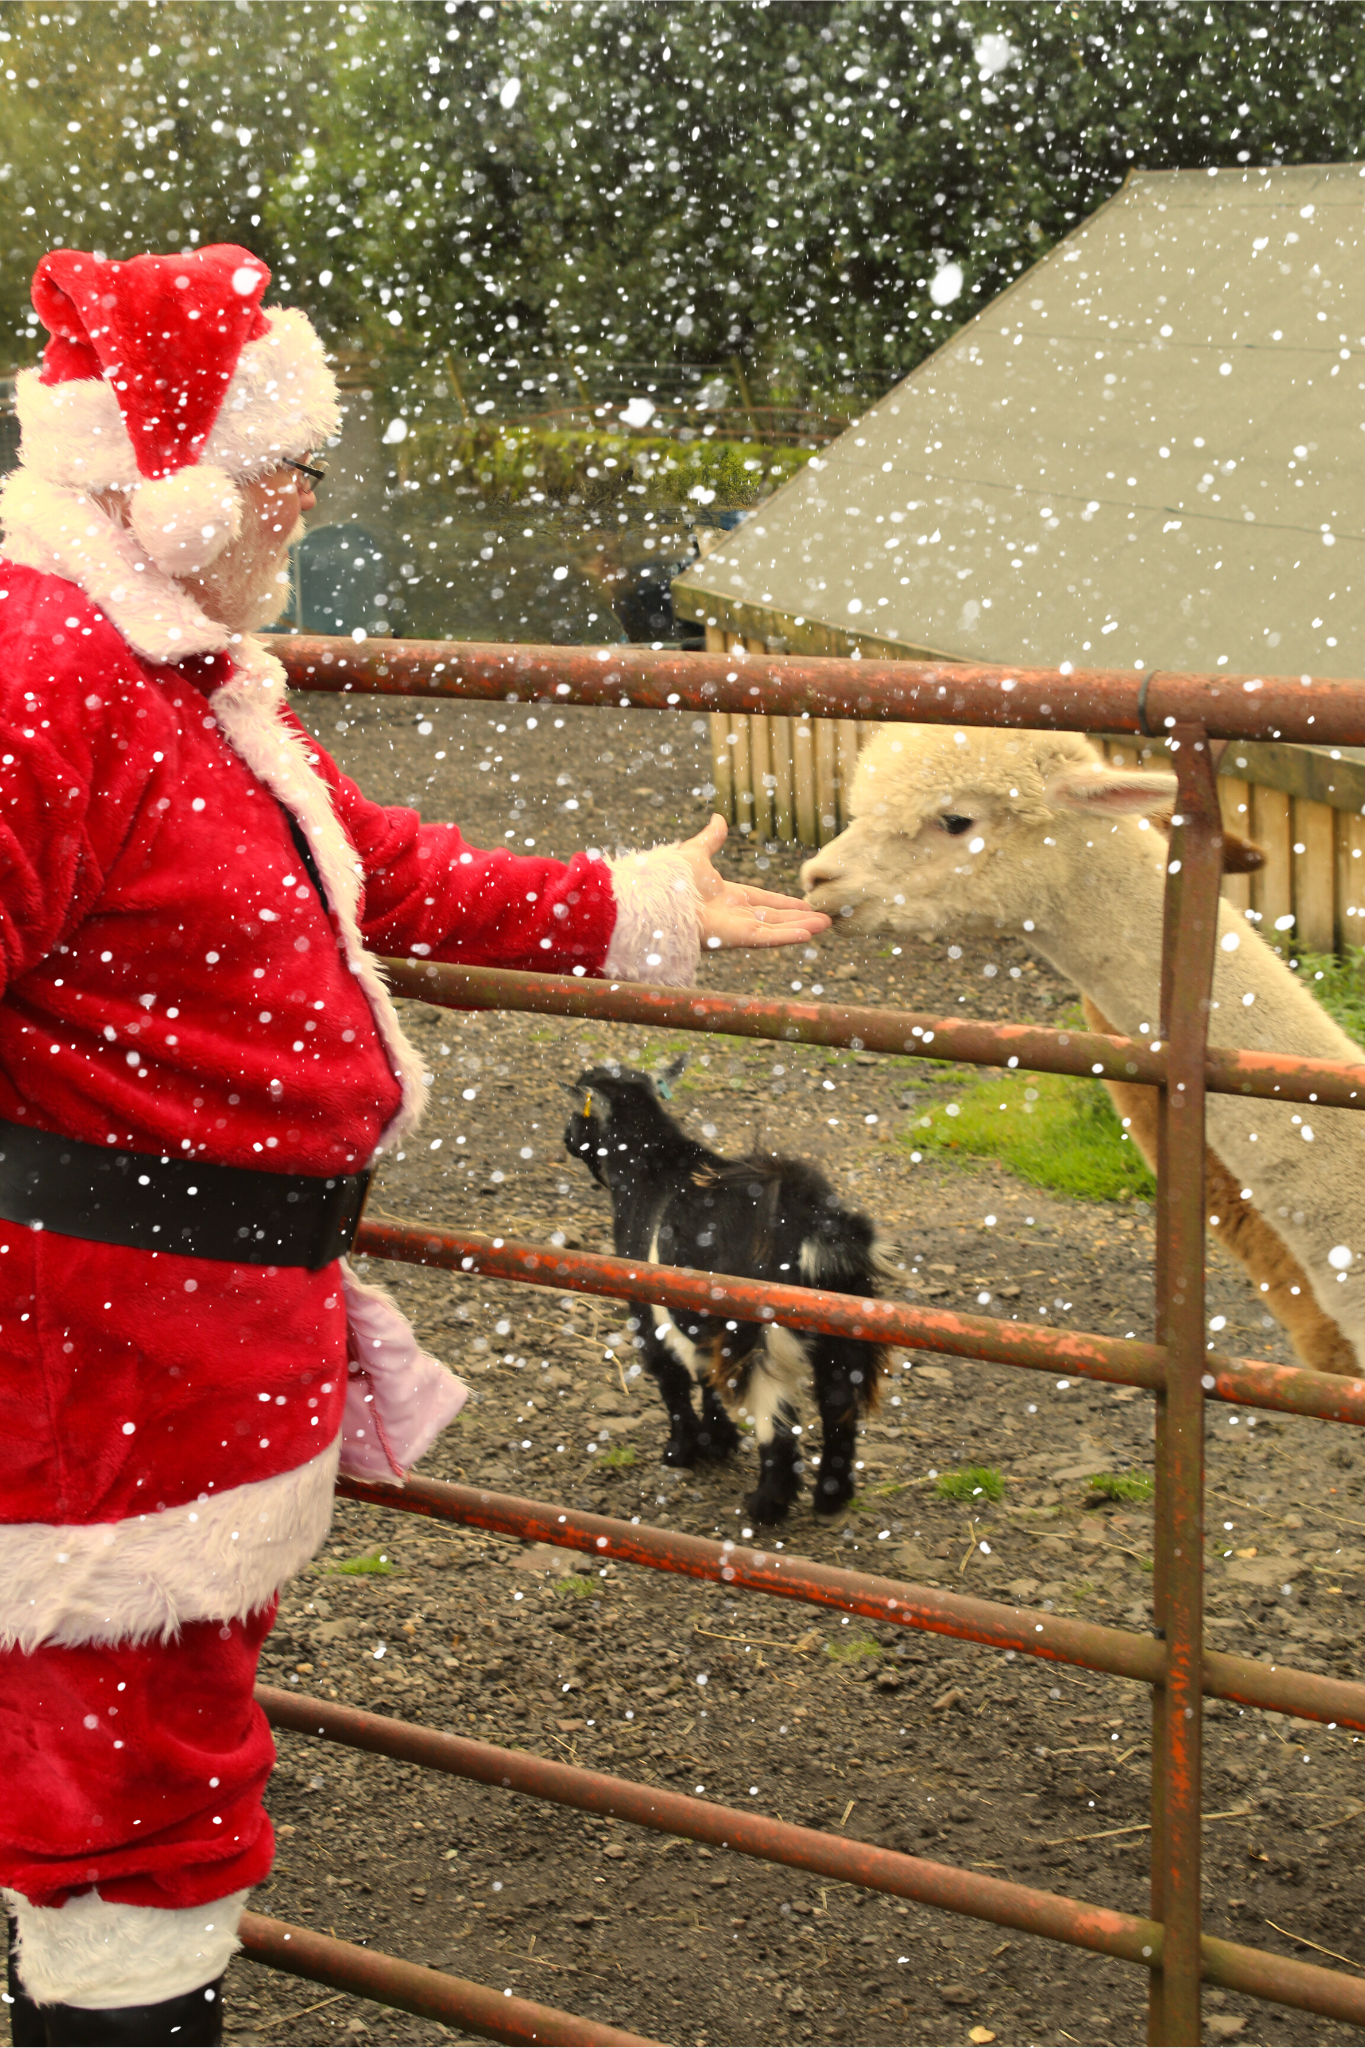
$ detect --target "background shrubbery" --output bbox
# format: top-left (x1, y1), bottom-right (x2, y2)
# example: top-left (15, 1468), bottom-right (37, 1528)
top-left (400, 418), bottom-right (810, 505)
top-left (5, 1), bottom-right (1365, 412)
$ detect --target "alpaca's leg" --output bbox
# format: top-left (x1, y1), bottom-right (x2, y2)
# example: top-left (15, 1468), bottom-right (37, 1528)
top-left (1201, 1161), bottom-right (1361, 1375)
top-left (1084, 996), bottom-right (1361, 1376)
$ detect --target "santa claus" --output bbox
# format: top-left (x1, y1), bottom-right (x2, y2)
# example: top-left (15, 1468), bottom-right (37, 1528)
top-left (0, 244), bottom-right (826, 2045)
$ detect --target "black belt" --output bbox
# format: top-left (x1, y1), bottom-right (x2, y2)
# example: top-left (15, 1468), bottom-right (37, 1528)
top-left (0, 1119), bottom-right (371, 1270)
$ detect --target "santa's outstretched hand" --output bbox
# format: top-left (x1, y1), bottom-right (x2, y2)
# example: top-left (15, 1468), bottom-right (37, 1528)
top-left (676, 813), bottom-right (832, 951)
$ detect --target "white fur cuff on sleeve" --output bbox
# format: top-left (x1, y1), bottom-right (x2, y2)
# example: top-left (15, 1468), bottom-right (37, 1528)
top-left (602, 846), bottom-right (702, 987)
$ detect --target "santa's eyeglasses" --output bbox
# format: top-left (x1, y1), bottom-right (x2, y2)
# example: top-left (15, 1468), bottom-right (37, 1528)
top-left (283, 454), bottom-right (327, 484)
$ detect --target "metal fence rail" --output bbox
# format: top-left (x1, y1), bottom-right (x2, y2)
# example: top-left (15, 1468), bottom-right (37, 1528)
top-left (272, 636), bottom-right (1365, 2046)
top-left (255, 1683), bottom-right (1365, 2029)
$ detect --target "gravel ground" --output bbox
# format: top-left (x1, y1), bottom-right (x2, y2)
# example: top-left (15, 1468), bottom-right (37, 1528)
top-left (139, 693), bottom-right (1362, 2048)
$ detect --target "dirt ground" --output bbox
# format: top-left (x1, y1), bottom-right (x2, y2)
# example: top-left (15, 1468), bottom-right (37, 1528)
top-left (202, 694), bottom-right (1362, 2048)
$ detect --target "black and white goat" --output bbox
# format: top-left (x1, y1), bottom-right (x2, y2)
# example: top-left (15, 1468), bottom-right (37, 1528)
top-left (564, 1062), bottom-right (893, 1525)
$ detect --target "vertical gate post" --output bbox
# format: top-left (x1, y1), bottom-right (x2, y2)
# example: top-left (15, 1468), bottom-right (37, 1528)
top-left (1150, 727), bottom-right (1224, 2043)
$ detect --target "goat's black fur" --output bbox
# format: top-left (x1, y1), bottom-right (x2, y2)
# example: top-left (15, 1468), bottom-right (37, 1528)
top-left (564, 1063), bottom-right (892, 1525)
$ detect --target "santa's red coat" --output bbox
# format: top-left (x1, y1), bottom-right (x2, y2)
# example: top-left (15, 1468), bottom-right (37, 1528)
top-left (0, 560), bottom-right (625, 1908)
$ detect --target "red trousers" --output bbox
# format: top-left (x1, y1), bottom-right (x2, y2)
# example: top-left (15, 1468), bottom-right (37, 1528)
top-left (0, 1605), bottom-right (277, 1911)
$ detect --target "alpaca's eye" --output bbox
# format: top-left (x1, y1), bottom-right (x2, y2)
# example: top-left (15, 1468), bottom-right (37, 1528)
top-left (941, 814), bottom-right (975, 836)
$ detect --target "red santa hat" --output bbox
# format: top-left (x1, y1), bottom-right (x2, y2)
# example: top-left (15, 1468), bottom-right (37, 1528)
top-left (14, 244), bottom-right (340, 577)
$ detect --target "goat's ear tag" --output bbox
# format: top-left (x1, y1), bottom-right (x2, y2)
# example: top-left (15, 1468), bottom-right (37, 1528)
top-left (656, 1052), bottom-right (688, 1100)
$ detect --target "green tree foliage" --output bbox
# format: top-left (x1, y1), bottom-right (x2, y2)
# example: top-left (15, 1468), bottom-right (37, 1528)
top-left (3, 0), bottom-right (1365, 398)
top-left (0, 0), bottom-right (337, 349)
top-left (263, 0), bottom-right (1365, 394)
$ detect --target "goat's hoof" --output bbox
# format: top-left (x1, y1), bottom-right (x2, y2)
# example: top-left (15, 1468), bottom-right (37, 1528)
top-left (662, 1439), bottom-right (699, 1469)
top-left (742, 1488), bottom-right (794, 1526)
top-left (694, 1426), bottom-right (741, 1463)
top-left (812, 1478), bottom-right (855, 1516)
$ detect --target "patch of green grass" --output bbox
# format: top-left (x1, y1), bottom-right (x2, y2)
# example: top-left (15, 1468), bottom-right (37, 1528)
top-left (1086, 1470), bottom-right (1156, 1504)
top-left (403, 419), bottom-right (811, 507)
top-left (824, 1632), bottom-right (882, 1664)
top-left (849, 1479), bottom-right (913, 1512)
top-left (328, 1548), bottom-right (394, 1576)
top-left (904, 1064), bottom-right (1155, 1204)
top-left (552, 1572), bottom-right (596, 1600)
top-left (1295, 947), bottom-right (1365, 1048)
top-left (597, 1444), bottom-right (638, 1470)
top-left (935, 1464), bottom-right (1006, 1503)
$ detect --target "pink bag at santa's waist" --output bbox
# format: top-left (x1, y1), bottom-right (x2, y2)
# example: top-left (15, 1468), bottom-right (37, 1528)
top-left (338, 1261), bottom-right (469, 1483)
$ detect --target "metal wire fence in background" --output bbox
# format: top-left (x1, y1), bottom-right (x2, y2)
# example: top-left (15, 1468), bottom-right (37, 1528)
top-left (244, 635), bottom-right (1365, 2047)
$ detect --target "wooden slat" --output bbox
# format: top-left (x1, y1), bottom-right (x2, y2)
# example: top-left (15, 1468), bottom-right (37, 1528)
top-left (1292, 797), bottom-right (1336, 955)
top-left (1337, 810), bottom-right (1365, 951)
top-left (1219, 775), bottom-right (1252, 913)
top-left (836, 720), bottom-right (861, 829)
top-left (724, 631), bottom-right (754, 838)
top-left (749, 713), bottom-right (774, 843)
top-left (792, 716), bottom-right (817, 846)
top-left (708, 716), bottom-right (734, 824)
top-left (741, 638), bottom-right (778, 847)
top-left (814, 721), bottom-right (839, 844)
top-left (730, 718), bottom-right (754, 837)
top-left (769, 715), bottom-right (794, 843)
top-left (705, 630), bottom-right (732, 823)
top-left (1251, 784), bottom-right (1293, 940)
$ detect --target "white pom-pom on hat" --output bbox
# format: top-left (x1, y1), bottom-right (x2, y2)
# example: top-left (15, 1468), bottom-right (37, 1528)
top-left (127, 463), bottom-right (242, 577)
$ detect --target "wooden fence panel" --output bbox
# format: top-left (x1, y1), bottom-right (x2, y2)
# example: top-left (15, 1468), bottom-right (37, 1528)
top-left (1292, 798), bottom-right (1336, 955)
top-left (769, 715), bottom-right (794, 842)
top-left (792, 717), bottom-right (818, 845)
top-left (1338, 811), bottom-right (1365, 952)
top-left (1219, 775), bottom-right (1252, 914)
top-left (837, 721), bottom-right (861, 830)
top-left (814, 721), bottom-right (839, 843)
top-left (704, 628), bottom-right (733, 826)
top-left (749, 713), bottom-right (774, 842)
top-left (1251, 785), bottom-right (1293, 936)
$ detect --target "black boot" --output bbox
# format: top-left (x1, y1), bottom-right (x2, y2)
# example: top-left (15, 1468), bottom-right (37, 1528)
top-left (5, 1918), bottom-right (47, 2047)
top-left (34, 1977), bottom-right (224, 2046)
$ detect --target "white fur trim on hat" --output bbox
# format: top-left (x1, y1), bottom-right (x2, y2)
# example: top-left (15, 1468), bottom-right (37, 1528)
top-left (603, 845), bottom-right (703, 986)
top-left (127, 462), bottom-right (242, 577)
top-left (5, 1887), bottom-right (248, 2009)
top-left (0, 1437), bottom-right (340, 1654)
top-left (14, 306), bottom-right (340, 492)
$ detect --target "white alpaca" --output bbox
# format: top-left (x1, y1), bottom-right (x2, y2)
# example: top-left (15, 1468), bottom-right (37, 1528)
top-left (801, 723), bottom-right (1365, 1376)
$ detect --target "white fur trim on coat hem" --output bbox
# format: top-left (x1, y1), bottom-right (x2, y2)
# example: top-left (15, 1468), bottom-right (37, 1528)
top-left (4, 1886), bottom-right (248, 2008)
top-left (209, 643), bottom-right (428, 1147)
top-left (0, 1438), bottom-right (339, 1654)
top-left (603, 847), bottom-right (702, 986)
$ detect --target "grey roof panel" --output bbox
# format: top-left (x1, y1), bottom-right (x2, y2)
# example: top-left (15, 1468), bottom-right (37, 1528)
top-left (673, 165), bottom-right (1365, 679)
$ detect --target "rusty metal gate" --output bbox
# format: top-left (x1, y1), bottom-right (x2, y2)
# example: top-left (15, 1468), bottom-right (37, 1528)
top-left (235, 637), bottom-right (1365, 2048)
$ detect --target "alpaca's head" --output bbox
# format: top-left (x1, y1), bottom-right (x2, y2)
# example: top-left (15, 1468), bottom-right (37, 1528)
top-left (801, 723), bottom-right (1178, 940)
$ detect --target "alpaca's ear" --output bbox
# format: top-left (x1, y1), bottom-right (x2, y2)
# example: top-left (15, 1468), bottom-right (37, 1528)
top-left (1045, 766), bottom-right (1179, 815)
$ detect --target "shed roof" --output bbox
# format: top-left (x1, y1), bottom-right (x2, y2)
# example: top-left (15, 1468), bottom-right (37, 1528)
top-left (672, 164), bottom-right (1365, 680)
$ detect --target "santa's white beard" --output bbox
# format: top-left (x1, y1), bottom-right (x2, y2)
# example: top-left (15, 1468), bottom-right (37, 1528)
top-left (181, 516), bottom-right (304, 635)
